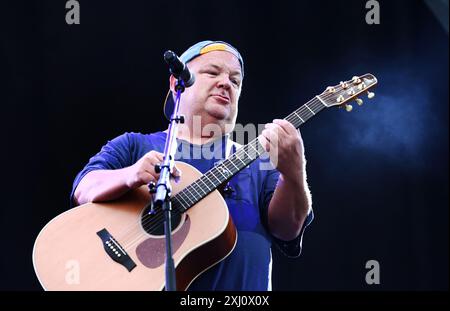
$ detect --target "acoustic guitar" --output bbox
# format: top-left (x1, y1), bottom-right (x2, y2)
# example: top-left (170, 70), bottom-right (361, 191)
top-left (33, 74), bottom-right (377, 290)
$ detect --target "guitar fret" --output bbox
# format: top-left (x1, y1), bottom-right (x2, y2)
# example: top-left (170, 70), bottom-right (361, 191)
top-left (305, 104), bottom-right (315, 115)
top-left (294, 111), bottom-right (304, 123)
top-left (216, 163), bottom-right (232, 179)
top-left (228, 160), bottom-right (238, 171)
top-left (291, 99), bottom-right (326, 126)
top-left (246, 143), bottom-right (257, 159)
top-left (312, 98), bottom-right (326, 112)
top-left (203, 174), bottom-right (215, 188)
top-left (187, 186), bottom-right (200, 203)
top-left (173, 195), bottom-right (189, 209)
top-left (178, 189), bottom-right (194, 206)
top-left (242, 149), bottom-right (251, 159)
top-left (233, 156), bottom-right (245, 167)
top-left (191, 182), bottom-right (205, 198)
top-left (236, 157), bottom-right (246, 168)
top-left (226, 159), bottom-right (240, 172)
top-left (299, 109), bottom-right (313, 121)
top-left (198, 178), bottom-right (211, 192)
top-left (315, 95), bottom-right (326, 106)
top-left (248, 142), bottom-right (257, 152)
top-left (207, 170), bottom-right (222, 185)
top-left (172, 196), bottom-right (186, 210)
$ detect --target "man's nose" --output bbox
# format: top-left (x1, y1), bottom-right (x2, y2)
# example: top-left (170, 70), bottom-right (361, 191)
top-left (217, 74), bottom-right (232, 89)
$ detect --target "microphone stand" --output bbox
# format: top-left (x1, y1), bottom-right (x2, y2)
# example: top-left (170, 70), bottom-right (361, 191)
top-left (150, 79), bottom-right (185, 291)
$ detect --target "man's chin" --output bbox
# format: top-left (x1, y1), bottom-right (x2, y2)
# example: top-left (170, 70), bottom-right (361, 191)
top-left (208, 113), bottom-right (228, 121)
top-left (206, 105), bottom-right (230, 121)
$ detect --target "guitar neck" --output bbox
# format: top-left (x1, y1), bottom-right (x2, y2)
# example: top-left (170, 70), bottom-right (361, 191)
top-left (171, 96), bottom-right (327, 211)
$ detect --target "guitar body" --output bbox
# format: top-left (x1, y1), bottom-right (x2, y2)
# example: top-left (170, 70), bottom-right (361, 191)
top-left (32, 161), bottom-right (237, 291)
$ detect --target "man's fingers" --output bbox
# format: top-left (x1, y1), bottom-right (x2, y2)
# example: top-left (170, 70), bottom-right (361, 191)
top-left (272, 119), bottom-right (297, 136)
top-left (258, 133), bottom-right (271, 152)
top-left (261, 127), bottom-right (280, 147)
top-left (142, 151), bottom-right (183, 180)
top-left (138, 171), bottom-right (156, 185)
top-left (155, 152), bottom-right (165, 162)
top-left (265, 122), bottom-right (287, 137)
top-left (144, 150), bottom-right (164, 161)
top-left (149, 151), bottom-right (164, 162)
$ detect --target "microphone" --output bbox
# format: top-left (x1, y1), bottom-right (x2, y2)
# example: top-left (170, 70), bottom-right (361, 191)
top-left (164, 50), bottom-right (195, 87)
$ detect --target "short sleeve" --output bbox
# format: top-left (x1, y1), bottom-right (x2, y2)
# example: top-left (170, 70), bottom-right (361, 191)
top-left (69, 133), bottom-right (134, 208)
top-left (259, 164), bottom-right (314, 258)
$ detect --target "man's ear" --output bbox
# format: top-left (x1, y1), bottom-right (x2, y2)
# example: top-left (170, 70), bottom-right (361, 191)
top-left (169, 75), bottom-right (177, 94)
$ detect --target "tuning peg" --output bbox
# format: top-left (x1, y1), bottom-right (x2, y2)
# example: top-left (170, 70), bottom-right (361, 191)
top-left (355, 98), bottom-right (363, 106)
top-left (340, 81), bottom-right (349, 89)
top-left (367, 91), bottom-right (375, 99)
top-left (352, 76), bottom-right (361, 84)
top-left (345, 104), bottom-right (353, 112)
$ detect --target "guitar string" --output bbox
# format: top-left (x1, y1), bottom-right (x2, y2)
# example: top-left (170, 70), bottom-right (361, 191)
top-left (119, 80), bottom-right (373, 249)
top-left (125, 77), bottom-right (372, 243)
top-left (120, 80), bottom-right (371, 249)
top-left (119, 93), bottom-right (333, 249)
top-left (120, 81), bottom-right (368, 249)
top-left (129, 77), bottom-right (371, 238)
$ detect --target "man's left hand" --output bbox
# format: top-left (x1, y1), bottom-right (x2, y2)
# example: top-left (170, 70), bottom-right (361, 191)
top-left (258, 119), bottom-right (305, 184)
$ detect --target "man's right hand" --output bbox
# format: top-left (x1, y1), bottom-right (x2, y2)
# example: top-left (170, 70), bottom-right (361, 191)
top-left (125, 151), bottom-right (182, 189)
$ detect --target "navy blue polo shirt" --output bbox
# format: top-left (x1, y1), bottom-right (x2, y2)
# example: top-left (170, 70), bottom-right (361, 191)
top-left (70, 131), bottom-right (313, 290)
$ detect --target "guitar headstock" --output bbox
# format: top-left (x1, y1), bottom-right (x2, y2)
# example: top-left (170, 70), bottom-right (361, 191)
top-left (318, 73), bottom-right (378, 112)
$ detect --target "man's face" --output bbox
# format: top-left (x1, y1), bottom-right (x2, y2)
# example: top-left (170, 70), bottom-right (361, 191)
top-left (171, 50), bottom-right (243, 131)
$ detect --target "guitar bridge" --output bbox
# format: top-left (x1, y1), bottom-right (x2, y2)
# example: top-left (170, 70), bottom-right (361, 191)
top-left (97, 228), bottom-right (136, 272)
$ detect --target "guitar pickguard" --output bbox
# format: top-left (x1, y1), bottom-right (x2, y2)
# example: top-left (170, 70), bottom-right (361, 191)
top-left (135, 215), bottom-right (191, 269)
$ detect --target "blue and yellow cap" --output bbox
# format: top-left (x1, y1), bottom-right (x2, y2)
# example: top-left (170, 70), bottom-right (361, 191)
top-left (163, 40), bottom-right (244, 120)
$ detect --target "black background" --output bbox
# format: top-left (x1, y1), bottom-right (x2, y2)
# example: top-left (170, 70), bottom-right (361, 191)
top-left (1, 0), bottom-right (448, 291)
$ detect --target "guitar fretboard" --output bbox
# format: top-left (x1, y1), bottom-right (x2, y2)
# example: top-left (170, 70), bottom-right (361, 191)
top-left (171, 96), bottom-right (327, 211)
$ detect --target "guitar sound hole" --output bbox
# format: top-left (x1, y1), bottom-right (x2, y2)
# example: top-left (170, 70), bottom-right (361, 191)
top-left (141, 207), bottom-right (182, 236)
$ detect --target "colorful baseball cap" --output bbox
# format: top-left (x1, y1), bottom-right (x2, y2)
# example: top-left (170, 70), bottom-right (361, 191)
top-left (163, 40), bottom-right (244, 120)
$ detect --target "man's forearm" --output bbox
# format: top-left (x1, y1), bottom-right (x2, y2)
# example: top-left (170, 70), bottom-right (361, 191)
top-left (73, 168), bottom-right (131, 206)
top-left (267, 172), bottom-right (312, 241)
